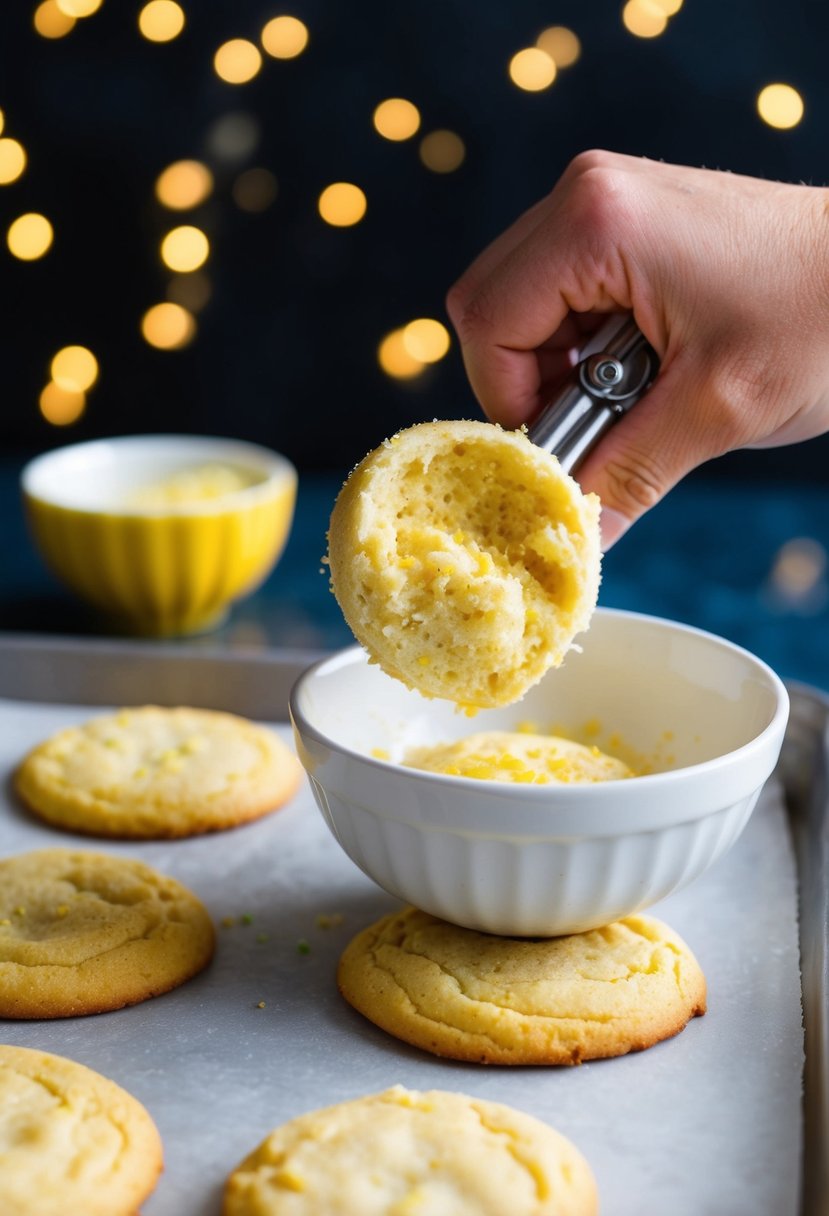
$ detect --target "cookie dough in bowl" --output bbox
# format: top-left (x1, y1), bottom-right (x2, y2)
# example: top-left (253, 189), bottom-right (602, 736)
top-left (327, 420), bottom-right (601, 708)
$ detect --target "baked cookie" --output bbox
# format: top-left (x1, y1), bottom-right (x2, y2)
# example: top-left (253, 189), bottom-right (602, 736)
top-left (405, 729), bottom-right (634, 784)
top-left (15, 705), bottom-right (300, 838)
top-left (0, 1043), bottom-right (162, 1216)
top-left (223, 1085), bottom-right (597, 1216)
top-left (338, 906), bottom-right (706, 1064)
top-left (0, 848), bottom-right (214, 1018)
top-left (327, 420), bottom-right (601, 708)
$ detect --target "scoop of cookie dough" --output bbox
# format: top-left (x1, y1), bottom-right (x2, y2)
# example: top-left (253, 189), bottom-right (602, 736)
top-left (327, 420), bottom-right (601, 708)
top-left (338, 906), bottom-right (706, 1065)
top-left (223, 1085), bottom-right (597, 1216)
top-left (405, 730), bottom-right (633, 784)
top-left (0, 1044), bottom-right (163, 1216)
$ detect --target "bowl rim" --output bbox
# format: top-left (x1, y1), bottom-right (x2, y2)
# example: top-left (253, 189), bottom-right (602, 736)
top-left (289, 606), bottom-right (790, 799)
top-left (20, 433), bottom-right (297, 517)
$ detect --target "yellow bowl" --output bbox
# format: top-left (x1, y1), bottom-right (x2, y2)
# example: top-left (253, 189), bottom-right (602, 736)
top-left (21, 435), bottom-right (297, 636)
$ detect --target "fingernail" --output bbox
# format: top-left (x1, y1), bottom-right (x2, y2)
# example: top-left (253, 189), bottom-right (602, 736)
top-left (599, 507), bottom-right (632, 552)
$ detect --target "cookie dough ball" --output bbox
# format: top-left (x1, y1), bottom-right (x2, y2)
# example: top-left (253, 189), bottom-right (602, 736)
top-left (327, 420), bottom-right (600, 708)
top-left (224, 1086), bottom-right (597, 1216)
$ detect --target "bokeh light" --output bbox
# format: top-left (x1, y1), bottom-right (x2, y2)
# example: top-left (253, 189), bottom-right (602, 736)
top-left (34, 1), bottom-right (76, 38)
top-left (51, 345), bottom-right (98, 392)
top-left (56, 0), bottom-right (102, 16)
top-left (261, 15), bottom-right (309, 59)
top-left (373, 98), bottom-right (421, 141)
top-left (232, 167), bottom-right (278, 212)
top-left (160, 225), bottom-right (209, 272)
top-left (214, 39), bottom-right (262, 85)
top-left (138, 1), bottom-right (186, 43)
top-left (39, 382), bottom-right (85, 426)
top-left (650, 0), bottom-right (683, 13)
top-left (7, 213), bottom-right (53, 260)
top-left (622, 0), bottom-right (669, 38)
top-left (141, 302), bottom-right (197, 349)
top-left (757, 83), bottom-right (804, 129)
top-left (0, 111), bottom-right (4, 136)
top-left (402, 318), bottom-right (450, 363)
top-left (509, 47), bottom-right (557, 91)
top-left (419, 130), bottom-right (465, 173)
top-left (206, 112), bottom-right (260, 162)
top-left (167, 271), bottom-right (212, 312)
top-left (318, 182), bottom-right (367, 227)
top-left (155, 160), bottom-right (213, 209)
top-left (378, 329), bottom-right (426, 380)
top-left (0, 139), bottom-right (26, 185)
top-left (536, 26), bottom-right (581, 67)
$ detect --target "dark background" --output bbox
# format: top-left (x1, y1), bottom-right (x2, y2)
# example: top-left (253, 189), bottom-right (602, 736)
top-left (2, 0), bottom-right (829, 480)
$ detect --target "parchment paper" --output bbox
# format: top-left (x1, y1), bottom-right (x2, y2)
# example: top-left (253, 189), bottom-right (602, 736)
top-left (0, 697), bottom-right (804, 1215)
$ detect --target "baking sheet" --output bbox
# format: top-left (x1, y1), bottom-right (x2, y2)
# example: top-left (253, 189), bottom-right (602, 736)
top-left (0, 674), bottom-right (806, 1215)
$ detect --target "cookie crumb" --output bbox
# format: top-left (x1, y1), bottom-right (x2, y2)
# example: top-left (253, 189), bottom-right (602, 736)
top-left (256, 1000), bottom-right (266, 1009)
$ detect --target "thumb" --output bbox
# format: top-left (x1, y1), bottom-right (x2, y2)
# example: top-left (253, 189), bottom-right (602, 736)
top-left (574, 356), bottom-right (735, 550)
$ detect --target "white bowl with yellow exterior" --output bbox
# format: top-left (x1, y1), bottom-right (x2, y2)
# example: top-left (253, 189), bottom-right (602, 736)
top-left (290, 608), bottom-right (789, 936)
top-left (22, 435), bottom-right (297, 637)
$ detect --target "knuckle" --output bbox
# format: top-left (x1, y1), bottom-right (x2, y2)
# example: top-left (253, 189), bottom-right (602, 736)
top-left (445, 283), bottom-right (496, 347)
top-left (602, 449), bottom-right (666, 514)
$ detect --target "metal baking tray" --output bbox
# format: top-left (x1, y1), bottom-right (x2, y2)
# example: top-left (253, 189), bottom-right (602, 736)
top-left (0, 634), bottom-right (825, 1215)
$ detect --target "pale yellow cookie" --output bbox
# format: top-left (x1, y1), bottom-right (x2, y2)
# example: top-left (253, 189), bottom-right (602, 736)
top-left (327, 420), bottom-right (601, 708)
top-left (223, 1085), bottom-right (597, 1216)
top-left (15, 705), bottom-right (301, 838)
top-left (0, 849), bottom-right (215, 1018)
top-left (405, 729), bottom-right (634, 784)
top-left (0, 1043), bottom-right (163, 1216)
top-left (338, 906), bottom-right (706, 1064)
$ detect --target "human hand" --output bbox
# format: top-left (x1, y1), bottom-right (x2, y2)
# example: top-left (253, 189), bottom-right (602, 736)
top-left (446, 150), bottom-right (829, 547)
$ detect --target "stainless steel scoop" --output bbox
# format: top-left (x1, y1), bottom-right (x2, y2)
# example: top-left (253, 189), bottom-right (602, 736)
top-left (527, 314), bottom-right (659, 473)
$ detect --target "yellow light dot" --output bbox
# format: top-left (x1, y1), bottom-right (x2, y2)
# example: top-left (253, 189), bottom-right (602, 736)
top-left (318, 182), bottom-right (366, 227)
top-left (419, 130), bottom-right (465, 174)
top-left (0, 139), bottom-right (26, 185)
top-left (232, 167), bottom-right (278, 212)
top-left (160, 225), bottom-right (209, 272)
top-left (402, 318), bottom-right (450, 363)
top-left (155, 160), bottom-right (213, 209)
top-left (650, 0), bottom-right (683, 12)
top-left (56, 0), bottom-right (100, 14)
top-left (214, 39), bottom-right (262, 84)
top-left (7, 213), bottom-right (53, 261)
top-left (141, 302), bottom-right (196, 350)
top-left (0, 111), bottom-right (4, 136)
top-left (51, 345), bottom-right (98, 392)
top-left (509, 47), bottom-right (556, 91)
top-left (167, 271), bottom-right (212, 312)
top-left (261, 15), bottom-right (309, 59)
top-left (56, 0), bottom-right (102, 15)
top-left (373, 98), bottom-right (421, 141)
top-left (34, 0), bottom-right (76, 38)
top-left (536, 26), bottom-right (581, 67)
top-left (622, 0), bottom-right (669, 38)
top-left (757, 83), bottom-right (804, 130)
top-left (138, 0), bottom-right (185, 42)
top-left (39, 382), bottom-right (86, 426)
top-left (378, 329), bottom-right (425, 380)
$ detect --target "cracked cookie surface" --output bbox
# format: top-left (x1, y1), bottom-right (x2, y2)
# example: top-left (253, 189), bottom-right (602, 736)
top-left (0, 849), bottom-right (214, 1018)
top-left (338, 907), bottom-right (706, 1064)
top-left (0, 1043), bottom-right (163, 1216)
top-left (15, 705), bottom-right (301, 838)
top-left (223, 1085), bottom-right (597, 1216)
top-left (327, 420), bottom-right (601, 709)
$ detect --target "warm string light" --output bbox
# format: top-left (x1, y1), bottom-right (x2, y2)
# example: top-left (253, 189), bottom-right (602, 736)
top-left (622, 0), bottom-right (670, 39)
top-left (373, 98), bottom-right (421, 141)
top-left (51, 345), bottom-right (98, 391)
top-left (0, 139), bottom-right (26, 185)
top-left (56, 0), bottom-right (102, 17)
top-left (535, 26), bottom-right (581, 68)
top-left (138, 1), bottom-right (186, 44)
top-left (33, 0), bottom-right (76, 38)
top-left (378, 319), bottom-right (450, 379)
top-left (318, 182), bottom-right (367, 227)
top-left (214, 39), bottom-right (263, 84)
top-left (7, 213), bottom-right (53, 260)
top-left (160, 225), bottom-right (209, 272)
top-left (757, 83), bottom-right (804, 129)
top-left (155, 160), bottom-right (213, 209)
top-left (39, 382), bottom-right (85, 426)
top-left (419, 130), bottom-right (465, 173)
top-left (261, 15), bottom-right (309, 59)
top-left (509, 47), bottom-right (556, 92)
top-left (141, 302), bottom-right (197, 349)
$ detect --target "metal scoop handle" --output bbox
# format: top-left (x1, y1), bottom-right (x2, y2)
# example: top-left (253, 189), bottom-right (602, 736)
top-left (527, 315), bottom-right (658, 474)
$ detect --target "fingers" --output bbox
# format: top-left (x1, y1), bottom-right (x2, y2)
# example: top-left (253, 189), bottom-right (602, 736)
top-left (447, 153), bottom-right (641, 427)
top-left (575, 354), bottom-right (740, 549)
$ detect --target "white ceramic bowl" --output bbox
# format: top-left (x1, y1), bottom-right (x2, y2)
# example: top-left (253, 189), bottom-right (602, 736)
top-left (290, 608), bottom-right (789, 936)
